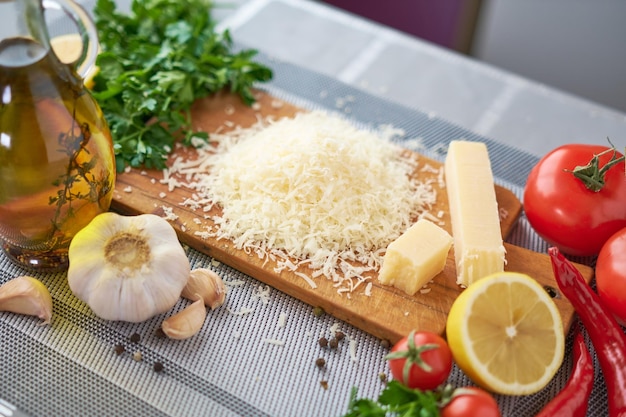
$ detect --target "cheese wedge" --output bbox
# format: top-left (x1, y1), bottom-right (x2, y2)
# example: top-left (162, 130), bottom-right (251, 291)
top-left (378, 219), bottom-right (453, 295)
top-left (445, 140), bottom-right (506, 287)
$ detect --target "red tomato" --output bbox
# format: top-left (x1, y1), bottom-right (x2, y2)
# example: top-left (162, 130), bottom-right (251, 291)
top-left (523, 144), bottom-right (626, 256)
top-left (385, 330), bottom-right (452, 390)
top-left (440, 387), bottom-right (501, 417)
top-left (596, 227), bottom-right (626, 325)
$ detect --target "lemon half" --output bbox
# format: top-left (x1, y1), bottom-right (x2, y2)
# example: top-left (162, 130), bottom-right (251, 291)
top-left (446, 272), bottom-right (565, 395)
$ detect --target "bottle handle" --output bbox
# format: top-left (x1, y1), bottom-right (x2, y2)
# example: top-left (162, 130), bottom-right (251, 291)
top-left (43, 0), bottom-right (99, 79)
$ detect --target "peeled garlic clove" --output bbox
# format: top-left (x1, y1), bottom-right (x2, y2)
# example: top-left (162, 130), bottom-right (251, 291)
top-left (161, 296), bottom-right (207, 340)
top-left (0, 276), bottom-right (53, 325)
top-left (181, 268), bottom-right (226, 310)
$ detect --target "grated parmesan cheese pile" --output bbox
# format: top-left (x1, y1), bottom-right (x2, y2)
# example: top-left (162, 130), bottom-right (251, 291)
top-left (165, 111), bottom-right (436, 293)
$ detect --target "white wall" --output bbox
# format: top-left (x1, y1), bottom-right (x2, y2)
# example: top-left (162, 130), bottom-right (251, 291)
top-left (473, 0), bottom-right (626, 113)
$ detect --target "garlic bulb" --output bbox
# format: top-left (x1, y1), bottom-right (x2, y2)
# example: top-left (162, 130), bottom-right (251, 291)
top-left (0, 276), bottom-right (52, 325)
top-left (67, 212), bottom-right (191, 322)
top-left (182, 268), bottom-right (226, 310)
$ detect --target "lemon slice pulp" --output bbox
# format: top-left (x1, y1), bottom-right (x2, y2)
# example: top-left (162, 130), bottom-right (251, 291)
top-left (50, 33), bottom-right (99, 89)
top-left (446, 272), bottom-right (564, 395)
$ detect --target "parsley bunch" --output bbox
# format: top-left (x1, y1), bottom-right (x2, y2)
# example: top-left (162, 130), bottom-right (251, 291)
top-left (345, 381), bottom-right (454, 417)
top-left (91, 0), bottom-right (273, 171)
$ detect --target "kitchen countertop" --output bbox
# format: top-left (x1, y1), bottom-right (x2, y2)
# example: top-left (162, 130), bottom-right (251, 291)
top-left (216, 0), bottom-right (626, 158)
top-left (2, 0), bottom-right (624, 416)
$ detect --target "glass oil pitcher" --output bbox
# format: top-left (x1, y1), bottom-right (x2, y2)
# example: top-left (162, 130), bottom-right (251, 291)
top-left (0, 0), bottom-right (115, 272)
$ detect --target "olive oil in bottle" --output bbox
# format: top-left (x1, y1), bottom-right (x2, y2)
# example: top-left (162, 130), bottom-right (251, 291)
top-left (0, 35), bottom-right (115, 272)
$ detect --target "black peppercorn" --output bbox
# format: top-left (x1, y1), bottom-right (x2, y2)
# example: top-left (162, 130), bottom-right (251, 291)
top-left (329, 338), bottom-right (339, 349)
top-left (114, 344), bottom-right (125, 355)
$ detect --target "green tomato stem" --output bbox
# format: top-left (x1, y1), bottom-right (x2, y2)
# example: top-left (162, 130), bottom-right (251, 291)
top-left (567, 142), bottom-right (625, 192)
top-left (385, 330), bottom-right (440, 384)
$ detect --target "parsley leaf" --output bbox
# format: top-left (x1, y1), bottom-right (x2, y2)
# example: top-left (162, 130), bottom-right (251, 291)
top-left (344, 381), bottom-right (444, 417)
top-left (91, 0), bottom-right (273, 171)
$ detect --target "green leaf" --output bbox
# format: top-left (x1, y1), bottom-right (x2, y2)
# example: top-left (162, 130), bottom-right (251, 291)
top-left (165, 21), bottom-right (193, 43)
top-left (343, 387), bottom-right (388, 417)
top-left (341, 382), bottom-right (443, 417)
top-left (92, 0), bottom-right (273, 171)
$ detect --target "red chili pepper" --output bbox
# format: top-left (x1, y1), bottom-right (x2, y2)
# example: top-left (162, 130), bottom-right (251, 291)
top-left (549, 247), bottom-right (626, 416)
top-left (535, 323), bottom-right (593, 417)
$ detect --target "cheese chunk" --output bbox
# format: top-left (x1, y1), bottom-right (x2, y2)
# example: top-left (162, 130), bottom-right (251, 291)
top-left (444, 140), bottom-right (506, 287)
top-left (378, 219), bottom-right (453, 295)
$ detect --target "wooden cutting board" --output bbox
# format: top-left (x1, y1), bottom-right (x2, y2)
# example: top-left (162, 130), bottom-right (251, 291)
top-left (110, 90), bottom-right (593, 343)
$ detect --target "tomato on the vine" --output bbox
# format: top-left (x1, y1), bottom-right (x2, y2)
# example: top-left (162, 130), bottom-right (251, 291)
top-left (596, 227), bottom-right (626, 325)
top-left (385, 330), bottom-right (452, 391)
top-left (440, 387), bottom-right (501, 417)
top-left (523, 144), bottom-right (626, 256)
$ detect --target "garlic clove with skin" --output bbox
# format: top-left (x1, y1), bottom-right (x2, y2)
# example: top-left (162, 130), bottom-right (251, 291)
top-left (181, 268), bottom-right (226, 310)
top-left (67, 212), bottom-right (191, 323)
top-left (161, 295), bottom-right (207, 340)
top-left (0, 276), bottom-right (53, 325)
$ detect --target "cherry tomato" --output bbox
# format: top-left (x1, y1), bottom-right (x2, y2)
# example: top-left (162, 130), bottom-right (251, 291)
top-left (385, 330), bottom-right (452, 390)
top-left (596, 227), bottom-right (626, 325)
top-left (440, 387), bottom-right (501, 417)
top-left (523, 144), bottom-right (626, 256)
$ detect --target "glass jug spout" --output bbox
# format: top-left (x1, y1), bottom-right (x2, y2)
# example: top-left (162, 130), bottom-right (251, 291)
top-left (42, 0), bottom-right (99, 79)
top-left (0, 0), bottom-right (98, 79)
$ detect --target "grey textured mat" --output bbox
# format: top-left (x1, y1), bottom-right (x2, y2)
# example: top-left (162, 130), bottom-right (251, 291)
top-left (0, 47), bottom-right (605, 417)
